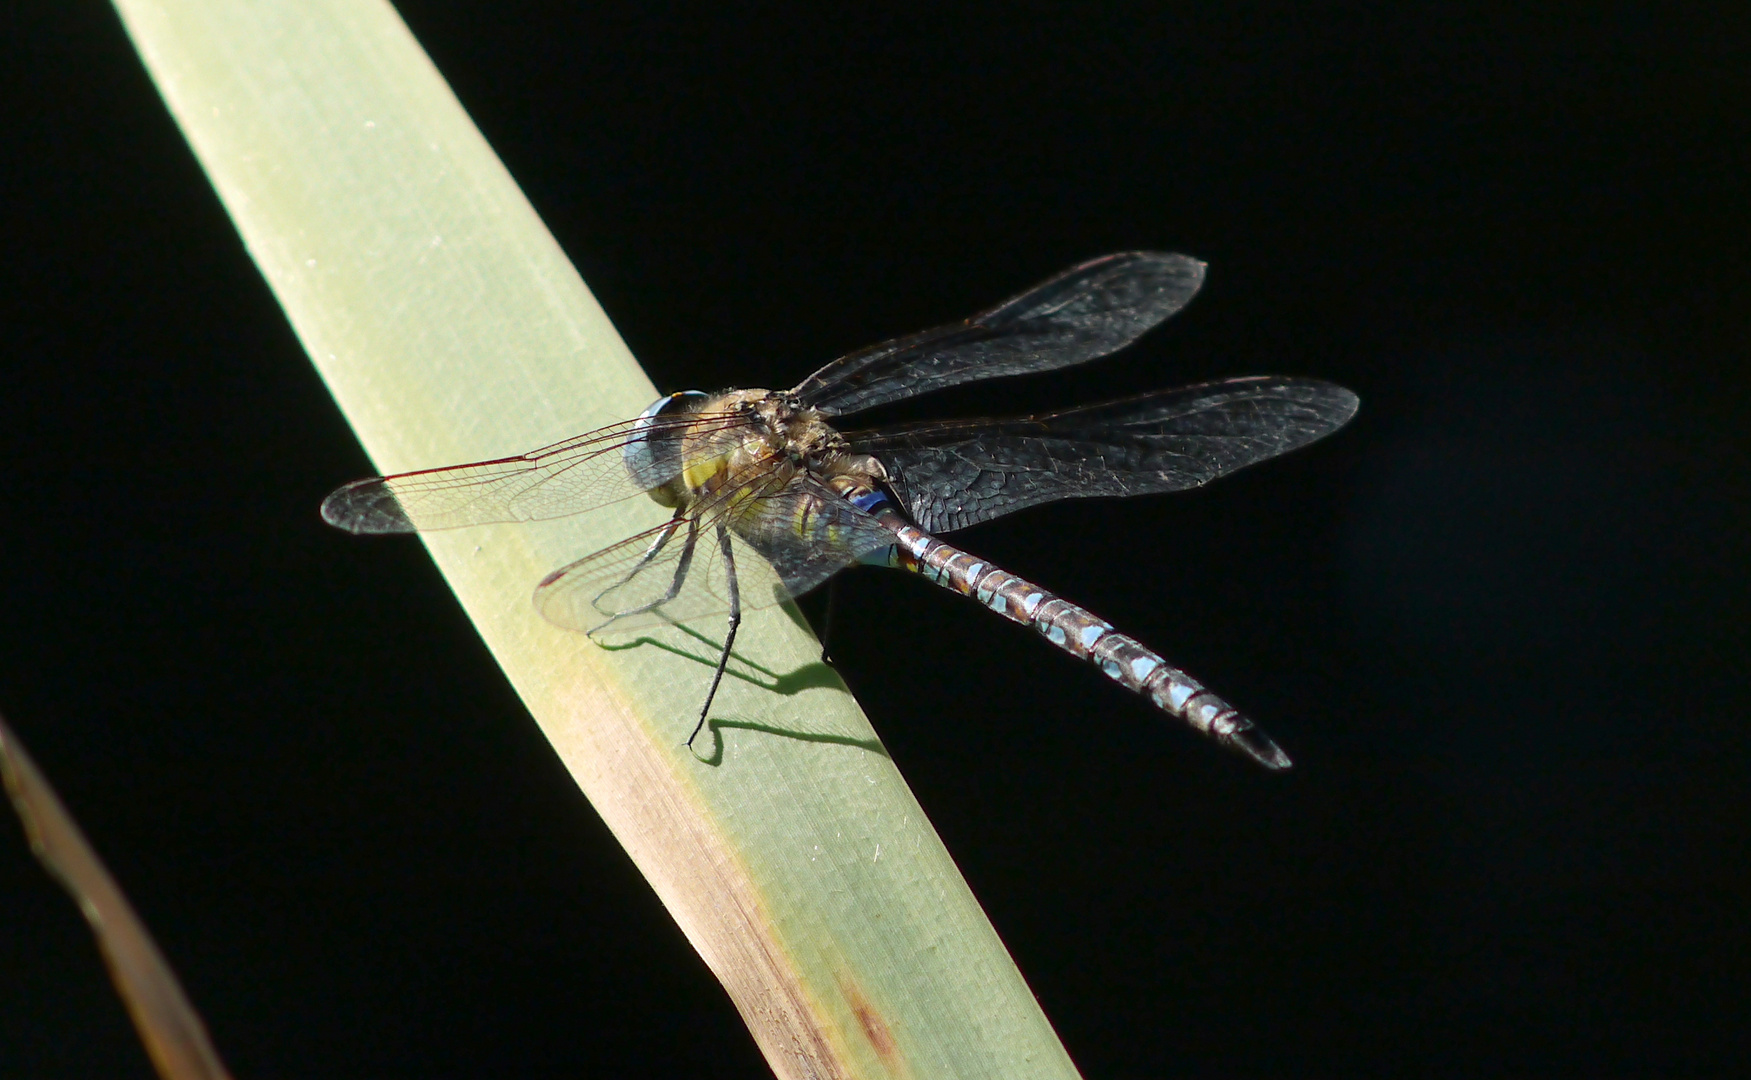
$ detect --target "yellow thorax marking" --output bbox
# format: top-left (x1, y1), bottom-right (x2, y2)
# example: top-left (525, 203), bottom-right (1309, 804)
top-left (681, 452), bottom-right (729, 497)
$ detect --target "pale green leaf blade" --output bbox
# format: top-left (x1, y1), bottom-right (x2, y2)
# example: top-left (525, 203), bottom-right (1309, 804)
top-left (110, 1), bottom-right (1082, 1076)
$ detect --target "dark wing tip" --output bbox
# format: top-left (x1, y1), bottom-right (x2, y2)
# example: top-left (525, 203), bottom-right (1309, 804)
top-left (1105, 249), bottom-right (1207, 288)
top-left (1087, 250), bottom-right (1207, 275)
top-left (1137, 249), bottom-right (1208, 275)
top-left (320, 477), bottom-right (415, 534)
top-left (980, 250), bottom-right (1209, 328)
top-left (1322, 383), bottom-right (1362, 424)
top-left (1083, 251), bottom-right (1207, 327)
top-left (1300, 380), bottom-right (1362, 435)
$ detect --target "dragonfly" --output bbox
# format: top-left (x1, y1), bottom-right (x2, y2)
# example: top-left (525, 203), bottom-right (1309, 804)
top-left (322, 252), bottom-right (1357, 769)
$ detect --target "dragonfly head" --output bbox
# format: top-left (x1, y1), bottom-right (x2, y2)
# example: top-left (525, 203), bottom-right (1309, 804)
top-left (623, 390), bottom-right (710, 504)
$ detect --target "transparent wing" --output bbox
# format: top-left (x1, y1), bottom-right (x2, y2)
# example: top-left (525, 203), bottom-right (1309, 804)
top-left (536, 466), bottom-right (896, 637)
top-left (729, 473), bottom-right (899, 597)
top-left (318, 407), bottom-right (755, 534)
top-left (847, 377), bottom-right (1359, 533)
top-left (790, 252), bottom-right (1206, 415)
top-left (535, 517), bottom-right (749, 637)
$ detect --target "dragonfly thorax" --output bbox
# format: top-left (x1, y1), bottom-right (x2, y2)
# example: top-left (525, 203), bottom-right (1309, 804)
top-left (638, 388), bottom-right (887, 513)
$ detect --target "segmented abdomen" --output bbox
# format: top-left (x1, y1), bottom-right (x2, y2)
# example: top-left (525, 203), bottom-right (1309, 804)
top-left (881, 522), bottom-right (1291, 769)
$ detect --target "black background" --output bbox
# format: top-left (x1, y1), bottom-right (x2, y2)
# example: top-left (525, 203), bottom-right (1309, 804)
top-left (4, 2), bottom-right (1749, 1077)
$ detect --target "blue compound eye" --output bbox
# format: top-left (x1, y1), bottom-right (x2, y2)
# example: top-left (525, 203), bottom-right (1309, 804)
top-left (637, 390), bottom-right (707, 423)
top-left (622, 390), bottom-right (708, 489)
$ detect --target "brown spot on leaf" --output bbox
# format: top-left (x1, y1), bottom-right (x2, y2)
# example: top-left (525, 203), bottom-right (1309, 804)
top-left (841, 977), bottom-right (898, 1065)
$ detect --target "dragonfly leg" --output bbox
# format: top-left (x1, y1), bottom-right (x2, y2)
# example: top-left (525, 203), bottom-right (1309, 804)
top-left (588, 514), bottom-right (698, 635)
top-left (687, 521), bottom-right (741, 749)
top-left (593, 509), bottom-right (685, 608)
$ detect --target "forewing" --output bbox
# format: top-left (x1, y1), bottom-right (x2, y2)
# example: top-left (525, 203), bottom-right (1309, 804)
top-left (319, 408), bottom-right (752, 533)
top-left (791, 252), bottom-right (1206, 415)
top-left (848, 377), bottom-right (1359, 532)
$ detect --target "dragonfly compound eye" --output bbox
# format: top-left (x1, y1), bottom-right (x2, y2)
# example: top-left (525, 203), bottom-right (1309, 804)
top-left (622, 390), bottom-right (709, 493)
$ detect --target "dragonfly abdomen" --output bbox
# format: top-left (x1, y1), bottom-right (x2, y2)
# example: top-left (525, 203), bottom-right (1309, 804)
top-left (882, 522), bottom-right (1292, 770)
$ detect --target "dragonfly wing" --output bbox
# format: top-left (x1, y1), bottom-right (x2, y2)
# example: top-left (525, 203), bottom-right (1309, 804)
top-left (536, 472), bottom-right (896, 638)
top-left (320, 408), bottom-right (754, 533)
top-left (727, 476), bottom-right (899, 603)
top-left (790, 252), bottom-right (1206, 415)
top-left (848, 376), bottom-right (1359, 532)
top-left (536, 519), bottom-right (747, 637)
